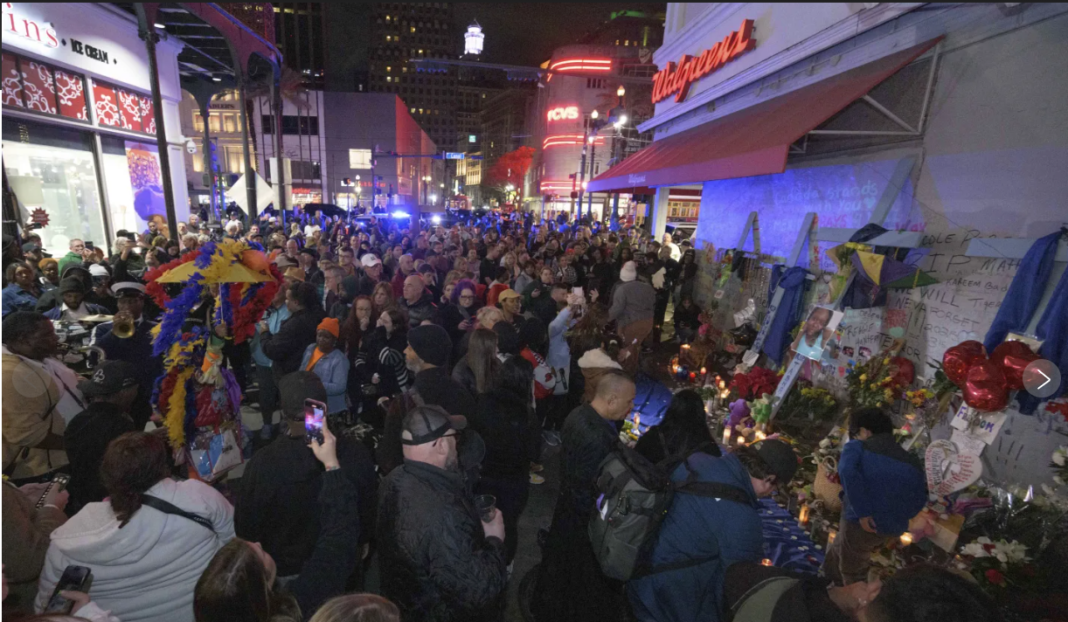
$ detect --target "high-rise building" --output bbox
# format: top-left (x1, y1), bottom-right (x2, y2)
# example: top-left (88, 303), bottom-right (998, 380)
top-left (366, 3), bottom-right (457, 152)
top-left (463, 20), bottom-right (484, 57)
top-left (272, 2), bottom-right (326, 88)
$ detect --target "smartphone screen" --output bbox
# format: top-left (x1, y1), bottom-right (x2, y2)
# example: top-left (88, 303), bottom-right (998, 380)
top-left (36, 474), bottom-right (70, 509)
top-left (44, 565), bottom-right (91, 613)
top-left (85, 241), bottom-right (95, 250)
top-left (304, 399), bottom-right (325, 444)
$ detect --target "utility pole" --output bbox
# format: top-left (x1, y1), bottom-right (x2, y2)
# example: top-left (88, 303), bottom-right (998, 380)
top-left (586, 138), bottom-right (597, 221)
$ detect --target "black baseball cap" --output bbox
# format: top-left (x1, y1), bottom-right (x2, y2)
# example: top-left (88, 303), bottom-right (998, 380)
top-left (401, 405), bottom-right (467, 446)
top-left (752, 439), bottom-right (800, 484)
top-left (78, 360), bottom-right (139, 397)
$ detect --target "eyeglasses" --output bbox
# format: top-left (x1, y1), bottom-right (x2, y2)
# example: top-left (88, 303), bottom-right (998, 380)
top-left (459, 295), bottom-right (475, 301)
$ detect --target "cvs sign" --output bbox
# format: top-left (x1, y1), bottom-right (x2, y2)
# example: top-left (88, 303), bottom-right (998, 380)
top-left (546, 106), bottom-right (579, 122)
top-left (3, 3), bottom-right (59, 49)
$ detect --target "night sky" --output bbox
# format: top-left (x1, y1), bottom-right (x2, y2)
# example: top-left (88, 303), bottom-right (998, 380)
top-left (452, 3), bottom-right (666, 67)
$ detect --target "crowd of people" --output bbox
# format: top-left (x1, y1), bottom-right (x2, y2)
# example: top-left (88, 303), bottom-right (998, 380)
top-left (2, 208), bottom-right (1000, 622)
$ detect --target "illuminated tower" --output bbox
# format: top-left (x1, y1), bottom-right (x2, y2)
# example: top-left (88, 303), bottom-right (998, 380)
top-left (464, 20), bottom-right (484, 58)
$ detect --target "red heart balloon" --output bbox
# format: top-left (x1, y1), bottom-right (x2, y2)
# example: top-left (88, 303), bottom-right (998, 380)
top-left (890, 357), bottom-right (915, 388)
top-left (964, 359), bottom-right (1010, 412)
top-left (991, 340), bottom-right (1040, 391)
top-left (943, 340), bottom-right (987, 388)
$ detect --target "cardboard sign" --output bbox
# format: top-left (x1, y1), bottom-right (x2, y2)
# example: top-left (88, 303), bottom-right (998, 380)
top-left (949, 403), bottom-right (1008, 445)
top-left (925, 439), bottom-right (982, 498)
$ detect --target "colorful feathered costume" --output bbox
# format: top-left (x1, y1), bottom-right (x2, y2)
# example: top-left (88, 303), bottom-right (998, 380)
top-left (145, 239), bottom-right (281, 481)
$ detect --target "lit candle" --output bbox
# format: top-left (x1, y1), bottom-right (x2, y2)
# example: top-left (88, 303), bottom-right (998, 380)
top-left (761, 558), bottom-right (773, 567)
top-left (798, 505), bottom-right (810, 525)
top-left (899, 533), bottom-right (913, 546)
top-left (736, 436), bottom-right (745, 446)
top-left (700, 366), bottom-right (707, 376)
top-left (718, 379), bottom-right (726, 390)
top-left (754, 430), bottom-right (767, 441)
top-left (827, 530), bottom-right (837, 545)
top-left (722, 428), bottom-right (732, 446)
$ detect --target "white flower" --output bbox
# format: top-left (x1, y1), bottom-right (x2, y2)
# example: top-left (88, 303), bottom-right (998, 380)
top-left (995, 551), bottom-right (1008, 563)
top-left (819, 439), bottom-right (832, 449)
top-left (1053, 446), bottom-right (1068, 466)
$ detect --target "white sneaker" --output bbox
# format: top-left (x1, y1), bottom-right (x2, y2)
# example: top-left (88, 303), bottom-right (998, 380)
top-left (530, 472), bottom-right (546, 485)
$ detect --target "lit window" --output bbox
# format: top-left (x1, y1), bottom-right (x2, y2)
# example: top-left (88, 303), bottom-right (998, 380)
top-left (410, 26), bottom-right (416, 33)
top-left (386, 76), bottom-right (392, 82)
top-left (616, 39), bottom-right (620, 45)
top-left (386, 35), bottom-right (391, 42)
top-left (411, 107), bottom-right (416, 114)
top-left (193, 112), bottom-right (204, 133)
top-left (418, 49), bottom-right (423, 55)
top-left (386, 14), bottom-right (391, 21)
top-left (209, 114), bottom-right (220, 133)
top-left (386, 66), bottom-right (391, 72)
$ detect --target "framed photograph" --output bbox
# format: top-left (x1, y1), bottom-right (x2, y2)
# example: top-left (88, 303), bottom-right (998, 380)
top-left (791, 306), bottom-right (845, 361)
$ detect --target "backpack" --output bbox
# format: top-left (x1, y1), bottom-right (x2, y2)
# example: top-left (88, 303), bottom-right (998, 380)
top-left (588, 444), bottom-right (752, 581)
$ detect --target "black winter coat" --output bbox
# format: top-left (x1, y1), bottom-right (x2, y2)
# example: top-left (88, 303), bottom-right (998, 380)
top-left (234, 433), bottom-right (377, 577)
top-left (261, 307), bottom-right (326, 377)
top-left (377, 461), bottom-right (508, 622)
top-left (552, 403), bottom-right (619, 532)
top-left (470, 390), bottom-right (540, 480)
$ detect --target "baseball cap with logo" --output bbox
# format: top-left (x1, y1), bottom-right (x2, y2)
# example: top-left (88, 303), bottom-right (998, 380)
top-left (360, 253), bottom-right (382, 268)
top-left (77, 360), bottom-right (139, 397)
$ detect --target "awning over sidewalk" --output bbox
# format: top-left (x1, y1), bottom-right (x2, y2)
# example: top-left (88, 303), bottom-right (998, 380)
top-left (586, 37), bottom-right (941, 193)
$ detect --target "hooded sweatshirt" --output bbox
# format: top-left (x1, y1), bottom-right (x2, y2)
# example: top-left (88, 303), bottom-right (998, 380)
top-left (36, 478), bottom-right (235, 622)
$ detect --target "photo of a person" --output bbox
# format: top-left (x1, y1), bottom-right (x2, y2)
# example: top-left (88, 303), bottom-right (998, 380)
top-left (842, 347), bottom-right (855, 358)
top-left (858, 346), bottom-right (872, 362)
top-left (791, 306), bottom-right (844, 361)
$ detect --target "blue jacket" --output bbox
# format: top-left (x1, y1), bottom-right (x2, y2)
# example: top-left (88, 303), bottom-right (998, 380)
top-left (628, 452), bottom-right (764, 622)
top-left (2, 284), bottom-right (39, 317)
top-left (300, 345), bottom-right (350, 414)
top-left (839, 434), bottom-right (927, 535)
top-left (42, 302), bottom-right (110, 320)
top-left (251, 305), bottom-right (292, 367)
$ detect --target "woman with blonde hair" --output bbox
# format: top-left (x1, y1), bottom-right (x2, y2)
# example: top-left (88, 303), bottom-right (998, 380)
top-left (308, 594), bottom-right (400, 622)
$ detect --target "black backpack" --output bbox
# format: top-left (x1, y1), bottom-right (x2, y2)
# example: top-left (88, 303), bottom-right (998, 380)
top-left (588, 443), bottom-right (752, 581)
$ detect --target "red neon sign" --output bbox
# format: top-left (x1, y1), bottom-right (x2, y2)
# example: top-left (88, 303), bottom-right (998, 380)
top-left (549, 58), bottom-right (612, 73)
top-left (540, 180), bottom-right (575, 193)
top-left (652, 19), bottom-right (756, 104)
top-left (546, 106), bottom-right (580, 122)
top-left (542, 135), bottom-right (606, 149)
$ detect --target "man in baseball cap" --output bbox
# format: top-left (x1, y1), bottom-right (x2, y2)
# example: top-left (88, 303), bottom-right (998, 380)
top-left (77, 360), bottom-right (139, 402)
top-left (355, 253), bottom-right (384, 297)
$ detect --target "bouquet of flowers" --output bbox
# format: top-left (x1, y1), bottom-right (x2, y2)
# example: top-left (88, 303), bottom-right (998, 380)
top-left (778, 380), bottom-right (839, 422)
top-left (846, 355), bottom-right (911, 409)
top-left (1051, 446), bottom-right (1068, 486)
top-left (959, 537), bottom-right (1035, 593)
top-left (729, 366), bottom-right (782, 402)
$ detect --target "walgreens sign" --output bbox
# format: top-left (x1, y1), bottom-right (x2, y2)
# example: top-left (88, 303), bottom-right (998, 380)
top-left (3, 3), bottom-right (58, 48)
top-left (652, 19), bottom-right (756, 104)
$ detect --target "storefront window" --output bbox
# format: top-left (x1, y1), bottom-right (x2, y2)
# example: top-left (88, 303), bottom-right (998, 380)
top-left (223, 114), bottom-right (237, 133)
top-left (193, 112), bottom-right (205, 133)
top-left (100, 135), bottom-right (170, 238)
top-left (209, 114), bottom-right (221, 133)
top-left (91, 81), bottom-right (155, 134)
top-left (3, 120), bottom-right (106, 253)
top-left (2, 51), bottom-right (89, 122)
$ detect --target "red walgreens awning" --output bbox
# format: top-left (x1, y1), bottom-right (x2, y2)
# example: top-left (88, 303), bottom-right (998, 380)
top-left (587, 37), bottom-right (942, 192)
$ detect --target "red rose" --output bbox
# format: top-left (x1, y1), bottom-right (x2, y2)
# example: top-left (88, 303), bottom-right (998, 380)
top-left (985, 569), bottom-right (1006, 586)
top-left (982, 543), bottom-right (996, 554)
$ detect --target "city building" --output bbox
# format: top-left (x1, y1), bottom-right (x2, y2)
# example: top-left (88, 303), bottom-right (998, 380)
top-left (320, 92), bottom-right (438, 210)
top-left (585, 3), bottom-right (1068, 311)
top-left (528, 41), bottom-right (659, 221)
top-left (272, 2), bottom-right (326, 89)
top-left (2, 2), bottom-right (190, 252)
top-left (250, 90), bottom-right (328, 206)
top-left (179, 89), bottom-right (251, 207)
top-left (366, 3), bottom-right (458, 153)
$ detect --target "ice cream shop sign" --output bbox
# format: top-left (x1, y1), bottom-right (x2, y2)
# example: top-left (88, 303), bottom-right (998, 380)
top-left (3, 2), bottom-right (59, 49)
top-left (652, 19), bottom-right (756, 104)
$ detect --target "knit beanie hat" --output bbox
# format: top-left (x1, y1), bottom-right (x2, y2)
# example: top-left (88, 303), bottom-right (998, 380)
top-left (317, 317), bottom-right (340, 338)
top-left (407, 323), bottom-right (451, 367)
top-left (620, 261), bottom-right (637, 283)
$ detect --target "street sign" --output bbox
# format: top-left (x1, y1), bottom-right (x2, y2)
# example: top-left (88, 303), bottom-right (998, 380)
top-left (443, 152), bottom-right (465, 160)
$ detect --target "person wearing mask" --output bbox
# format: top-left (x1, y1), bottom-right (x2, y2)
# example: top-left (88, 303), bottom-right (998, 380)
top-left (533, 372), bottom-right (636, 622)
top-left (452, 328), bottom-right (499, 398)
top-left (469, 357), bottom-right (540, 566)
top-left (377, 405), bottom-right (508, 622)
top-left (37, 432), bottom-right (235, 622)
top-left (199, 417), bottom-right (361, 621)
top-left (252, 285), bottom-right (291, 443)
top-left (300, 318), bottom-right (351, 424)
top-left (63, 361), bottom-right (139, 516)
top-left (234, 373), bottom-right (376, 590)
top-left (261, 282), bottom-right (326, 383)
top-left (627, 439), bottom-right (798, 622)
top-left (42, 277), bottom-right (110, 321)
top-left (401, 274), bottom-right (437, 329)
top-left (609, 261), bottom-right (655, 375)
top-left (88, 282), bottom-right (161, 429)
top-left (822, 408), bottom-right (928, 586)
top-left (2, 312), bottom-right (83, 482)
top-left (2, 263), bottom-right (41, 317)
top-left (2, 476), bottom-right (69, 613)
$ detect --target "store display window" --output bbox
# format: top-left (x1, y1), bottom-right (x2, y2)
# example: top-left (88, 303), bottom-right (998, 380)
top-left (2, 51), bottom-right (88, 122)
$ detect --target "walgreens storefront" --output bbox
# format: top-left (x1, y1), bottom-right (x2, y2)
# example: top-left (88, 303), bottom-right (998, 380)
top-left (2, 2), bottom-right (189, 253)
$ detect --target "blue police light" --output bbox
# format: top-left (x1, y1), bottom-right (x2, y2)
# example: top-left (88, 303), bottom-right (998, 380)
top-left (431, 215), bottom-right (442, 224)
top-left (391, 211), bottom-right (410, 219)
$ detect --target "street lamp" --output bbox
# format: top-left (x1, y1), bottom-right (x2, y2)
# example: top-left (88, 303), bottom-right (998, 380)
top-left (617, 85), bottom-right (626, 98)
